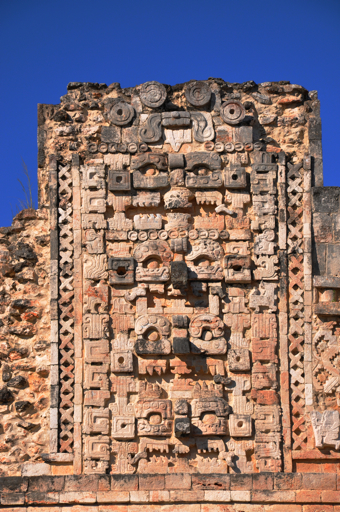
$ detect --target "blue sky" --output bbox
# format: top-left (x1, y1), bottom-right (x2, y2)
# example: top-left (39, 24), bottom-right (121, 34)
top-left (1, 0), bottom-right (339, 226)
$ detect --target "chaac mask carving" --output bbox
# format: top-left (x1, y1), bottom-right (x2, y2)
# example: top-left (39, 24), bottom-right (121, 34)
top-left (45, 77), bottom-right (323, 476)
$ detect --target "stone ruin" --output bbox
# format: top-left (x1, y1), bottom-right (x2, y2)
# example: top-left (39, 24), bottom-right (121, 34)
top-left (0, 78), bottom-right (340, 509)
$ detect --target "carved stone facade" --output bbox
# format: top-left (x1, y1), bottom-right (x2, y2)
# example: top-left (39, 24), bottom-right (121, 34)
top-left (27, 76), bottom-right (340, 487)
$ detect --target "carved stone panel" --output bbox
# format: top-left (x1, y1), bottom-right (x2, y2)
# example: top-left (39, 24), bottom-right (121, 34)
top-left (83, 408), bottom-right (110, 434)
top-left (108, 257), bottom-right (135, 284)
top-left (47, 78), bottom-right (322, 476)
top-left (140, 81), bottom-right (167, 108)
top-left (108, 170), bottom-right (131, 191)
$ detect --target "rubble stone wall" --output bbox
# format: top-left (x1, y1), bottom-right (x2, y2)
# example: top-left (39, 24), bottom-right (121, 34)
top-left (0, 209), bottom-right (50, 476)
top-left (2, 78), bottom-right (340, 509)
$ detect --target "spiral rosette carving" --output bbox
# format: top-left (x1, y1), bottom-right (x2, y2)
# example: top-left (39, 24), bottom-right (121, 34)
top-left (42, 77), bottom-right (325, 476)
top-left (108, 100), bottom-right (135, 126)
top-left (220, 100), bottom-right (245, 125)
top-left (140, 81), bottom-right (167, 108)
top-left (185, 81), bottom-right (211, 107)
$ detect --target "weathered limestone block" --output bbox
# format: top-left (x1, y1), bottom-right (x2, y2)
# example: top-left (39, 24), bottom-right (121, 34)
top-left (82, 164), bottom-right (106, 189)
top-left (252, 362), bottom-right (277, 389)
top-left (84, 228), bottom-right (104, 253)
top-left (111, 333), bottom-right (134, 373)
top-left (84, 435), bottom-right (110, 460)
top-left (224, 254), bottom-right (252, 283)
top-left (224, 165), bottom-right (247, 188)
top-left (108, 169), bottom-right (131, 191)
top-left (84, 340), bottom-right (110, 363)
top-left (254, 405), bottom-right (281, 432)
top-left (135, 314), bottom-right (171, 355)
top-left (189, 313), bottom-right (227, 354)
top-left (255, 432), bottom-right (281, 460)
top-left (164, 189), bottom-right (193, 209)
top-left (228, 348), bottom-right (250, 371)
top-left (81, 189), bottom-right (107, 213)
top-left (83, 407), bottom-right (110, 434)
top-left (220, 99), bottom-right (245, 125)
top-left (108, 256), bottom-right (135, 284)
top-left (229, 414), bottom-right (252, 437)
top-left (83, 313), bottom-right (109, 339)
top-left (253, 255), bottom-right (279, 280)
top-left (84, 364), bottom-right (109, 389)
top-left (84, 254), bottom-right (108, 280)
top-left (310, 410), bottom-right (340, 450)
top-left (82, 213), bottom-right (107, 229)
top-left (134, 213), bottom-right (162, 230)
top-left (249, 282), bottom-right (277, 312)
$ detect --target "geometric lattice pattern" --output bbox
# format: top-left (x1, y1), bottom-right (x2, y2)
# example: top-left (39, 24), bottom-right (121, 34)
top-left (287, 162), bottom-right (307, 451)
top-left (58, 163), bottom-right (75, 452)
